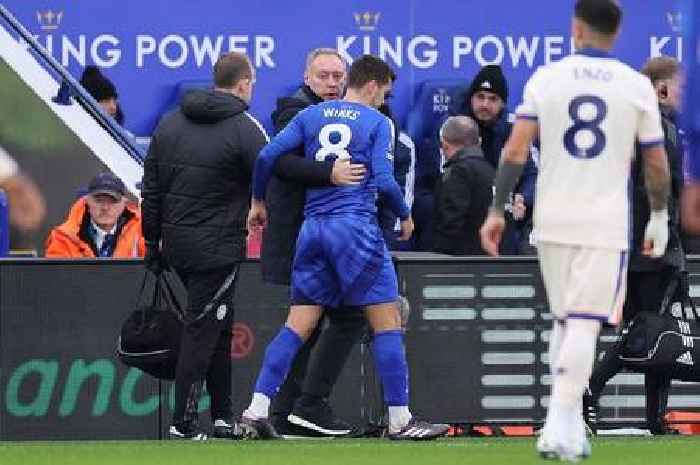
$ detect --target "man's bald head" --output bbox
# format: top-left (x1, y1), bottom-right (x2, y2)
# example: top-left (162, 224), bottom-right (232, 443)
top-left (440, 116), bottom-right (480, 158)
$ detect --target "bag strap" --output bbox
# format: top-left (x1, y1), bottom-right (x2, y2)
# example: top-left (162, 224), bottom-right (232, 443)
top-left (658, 270), bottom-right (699, 320)
top-left (135, 270), bottom-right (162, 331)
top-left (159, 270), bottom-right (187, 322)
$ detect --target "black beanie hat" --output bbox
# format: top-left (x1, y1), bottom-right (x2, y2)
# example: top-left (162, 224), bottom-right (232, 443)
top-left (468, 64), bottom-right (508, 103)
top-left (80, 65), bottom-right (118, 102)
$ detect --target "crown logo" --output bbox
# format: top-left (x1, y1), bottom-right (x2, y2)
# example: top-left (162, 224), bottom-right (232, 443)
top-left (36, 10), bottom-right (63, 31)
top-left (666, 11), bottom-right (682, 33)
top-left (354, 12), bottom-right (380, 32)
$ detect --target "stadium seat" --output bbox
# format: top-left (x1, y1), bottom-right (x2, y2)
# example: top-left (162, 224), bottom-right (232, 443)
top-left (405, 79), bottom-right (468, 187)
top-left (164, 79), bottom-right (213, 115)
top-left (0, 190), bottom-right (9, 257)
top-left (405, 79), bottom-right (468, 145)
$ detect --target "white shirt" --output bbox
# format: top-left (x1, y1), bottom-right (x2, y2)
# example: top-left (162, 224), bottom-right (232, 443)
top-left (0, 145), bottom-right (19, 183)
top-left (516, 49), bottom-right (664, 250)
top-left (91, 220), bottom-right (117, 252)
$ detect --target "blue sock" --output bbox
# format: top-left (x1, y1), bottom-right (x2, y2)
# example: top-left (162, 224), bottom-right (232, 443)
top-left (254, 326), bottom-right (304, 398)
top-left (373, 330), bottom-right (409, 406)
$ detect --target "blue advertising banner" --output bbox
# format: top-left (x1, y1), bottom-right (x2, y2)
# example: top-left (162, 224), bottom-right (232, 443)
top-left (1, 1), bottom-right (684, 136)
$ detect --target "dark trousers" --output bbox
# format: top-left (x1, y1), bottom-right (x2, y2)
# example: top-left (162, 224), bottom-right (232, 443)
top-left (270, 306), bottom-right (366, 423)
top-left (589, 268), bottom-right (677, 433)
top-left (172, 265), bottom-right (238, 425)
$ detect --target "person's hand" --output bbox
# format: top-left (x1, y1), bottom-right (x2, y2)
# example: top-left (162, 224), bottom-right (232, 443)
top-left (512, 193), bottom-right (526, 221)
top-left (144, 242), bottom-right (168, 275)
top-left (331, 159), bottom-right (366, 186)
top-left (643, 209), bottom-right (669, 257)
top-left (3, 173), bottom-right (46, 232)
top-left (399, 216), bottom-right (414, 241)
top-left (247, 199), bottom-right (268, 231)
top-left (480, 209), bottom-right (506, 256)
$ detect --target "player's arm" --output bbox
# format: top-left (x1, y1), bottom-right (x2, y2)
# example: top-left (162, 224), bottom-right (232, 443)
top-left (641, 143), bottom-right (671, 256)
top-left (372, 118), bottom-right (413, 239)
top-left (252, 115), bottom-right (305, 201)
top-left (480, 119), bottom-right (538, 255)
top-left (637, 78), bottom-right (671, 257)
top-left (372, 119), bottom-right (410, 220)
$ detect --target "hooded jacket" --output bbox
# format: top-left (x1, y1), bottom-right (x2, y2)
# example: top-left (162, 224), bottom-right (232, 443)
top-left (45, 197), bottom-right (145, 258)
top-left (141, 89), bottom-right (268, 272)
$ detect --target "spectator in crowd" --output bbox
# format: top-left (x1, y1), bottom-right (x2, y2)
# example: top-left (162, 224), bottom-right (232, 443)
top-left (141, 51), bottom-right (269, 441)
top-left (263, 47), bottom-right (367, 437)
top-left (586, 55), bottom-right (686, 435)
top-left (45, 172), bottom-right (143, 258)
top-left (437, 64), bottom-right (538, 254)
top-left (80, 66), bottom-right (125, 125)
top-left (0, 144), bottom-right (45, 232)
top-left (432, 116), bottom-right (495, 255)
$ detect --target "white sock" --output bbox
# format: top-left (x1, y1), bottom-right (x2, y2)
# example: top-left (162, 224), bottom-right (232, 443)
top-left (245, 393), bottom-right (270, 419)
top-left (388, 406), bottom-right (412, 433)
top-left (551, 319), bottom-right (601, 409)
top-left (548, 320), bottom-right (566, 372)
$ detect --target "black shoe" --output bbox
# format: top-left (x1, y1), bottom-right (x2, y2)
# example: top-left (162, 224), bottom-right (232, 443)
top-left (212, 419), bottom-right (244, 440)
top-left (240, 414), bottom-right (282, 440)
top-left (169, 423), bottom-right (208, 441)
top-left (388, 418), bottom-right (449, 441)
top-left (273, 417), bottom-right (329, 438)
top-left (288, 400), bottom-right (353, 437)
top-left (583, 389), bottom-right (598, 435)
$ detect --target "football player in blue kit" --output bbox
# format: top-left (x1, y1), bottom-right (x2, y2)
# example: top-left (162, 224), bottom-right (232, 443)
top-left (240, 55), bottom-right (448, 441)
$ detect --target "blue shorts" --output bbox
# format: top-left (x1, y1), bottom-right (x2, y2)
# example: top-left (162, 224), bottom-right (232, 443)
top-left (291, 215), bottom-right (398, 308)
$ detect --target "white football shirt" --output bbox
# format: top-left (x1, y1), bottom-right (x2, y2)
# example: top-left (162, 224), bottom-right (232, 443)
top-left (516, 49), bottom-right (665, 250)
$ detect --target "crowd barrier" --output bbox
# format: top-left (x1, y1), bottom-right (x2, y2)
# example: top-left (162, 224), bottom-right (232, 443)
top-left (1, 255), bottom-right (699, 440)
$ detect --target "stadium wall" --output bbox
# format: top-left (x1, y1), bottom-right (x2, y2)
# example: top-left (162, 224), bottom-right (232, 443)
top-left (0, 1), bottom-right (684, 136)
top-left (2, 257), bottom-right (700, 440)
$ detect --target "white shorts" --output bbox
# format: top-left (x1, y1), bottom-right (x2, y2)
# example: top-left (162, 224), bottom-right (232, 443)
top-left (537, 242), bottom-right (628, 326)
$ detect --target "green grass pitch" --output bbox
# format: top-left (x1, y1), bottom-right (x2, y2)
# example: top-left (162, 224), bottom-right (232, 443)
top-left (0, 437), bottom-right (700, 465)
top-left (2, 437), bottom-right (700, 465)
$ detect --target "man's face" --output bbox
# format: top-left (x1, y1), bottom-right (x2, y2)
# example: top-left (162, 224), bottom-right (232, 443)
top-left (660, 72), bottom-right (684, 112)
top-left (241, 65), bottom-right (256, 103)
top-left (99, 97), bottom-right (118, 118)
top-left (371, 81), bottom-right (392, 109)
top-left (470, 90), bottom-right (504, 124)
top-left (86, 193), bottom-right (126, 231)
top-left (305, 54), bottom-right (346, 101)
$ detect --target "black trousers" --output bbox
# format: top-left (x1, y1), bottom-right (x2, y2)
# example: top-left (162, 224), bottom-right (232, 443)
top-left (172, 265), bottom-right (238, 425)
top-left (588, 268), bottom-right (678, 433)
top-left (270, 306), bottom-right (367, 423)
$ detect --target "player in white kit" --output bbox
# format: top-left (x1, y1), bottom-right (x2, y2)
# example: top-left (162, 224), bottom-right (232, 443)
top-left (480, 0), bottom-right (671, 461)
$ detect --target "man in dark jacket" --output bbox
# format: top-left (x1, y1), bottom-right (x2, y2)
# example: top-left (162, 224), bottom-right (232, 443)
top-left (433, 116), bottom-right (495, 255)
top-left (141, 52), bottom-right (268, 440)
top-left (263, 48), bottom-right (368, 437)
top-left (438, 65), bottom-right (537, 254)
top-left (586, 56), bottom-right (686, 435)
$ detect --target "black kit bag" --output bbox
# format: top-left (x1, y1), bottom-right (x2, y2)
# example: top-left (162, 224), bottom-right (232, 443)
top-left (618, 272), bottom-right (700, 382)
top-left (116, 271), bottom-right (185, 380)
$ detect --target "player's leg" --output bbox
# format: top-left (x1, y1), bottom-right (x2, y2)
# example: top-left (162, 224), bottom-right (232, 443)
top-left (585, 270), bottom-right (643, 431)
top-left (288, 306), bottom-right (366, 436)
top-left (269, 324), bottom-right (322, 434)
top-left (544, 246), bottom-right (628, 460)
top-left (536, 243), bottom-right (589, 459)
top-left (241, 304), bottom-right (323, 438)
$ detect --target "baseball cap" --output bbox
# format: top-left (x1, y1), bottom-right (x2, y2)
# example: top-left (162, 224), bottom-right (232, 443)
top-left (87, 172), bottom-right (126, 199)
